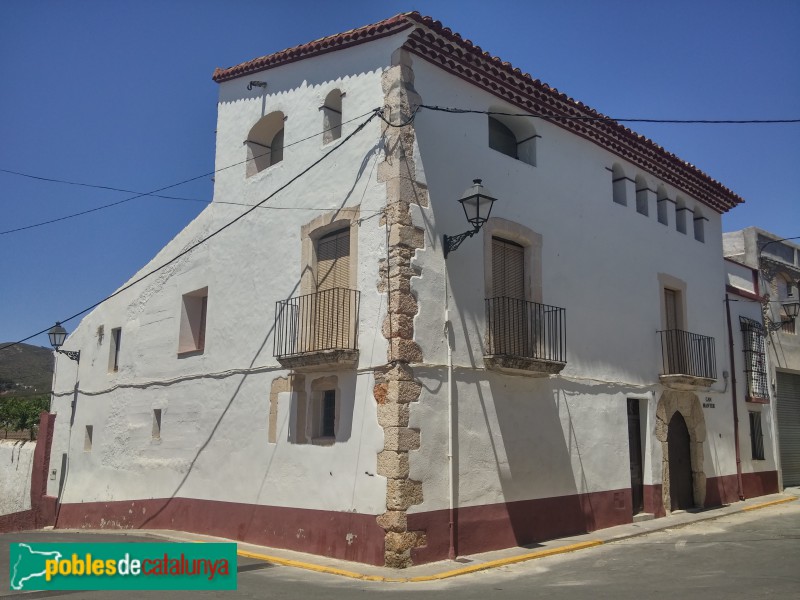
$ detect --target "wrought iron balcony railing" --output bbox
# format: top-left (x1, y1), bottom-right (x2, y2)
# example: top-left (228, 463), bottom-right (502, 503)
top-left (658, 329), bottom-right (717, 380)
top-left (485, 297), bottom-right (567, 364)
top-left (274, 288), bottom-right (360, 359)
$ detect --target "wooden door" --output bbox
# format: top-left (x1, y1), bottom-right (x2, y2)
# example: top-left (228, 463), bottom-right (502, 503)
top-left (627, 399), bottom-right (644, 515)
top-left (491, 237), bottom-right (526, 355)
top-left (668, 412), bottom-right (694, 510)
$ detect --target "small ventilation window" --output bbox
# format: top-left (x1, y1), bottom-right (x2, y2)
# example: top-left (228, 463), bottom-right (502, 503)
top-left (612, 164), bottom-right (628, 206)
top-left (488, 115), bottom-right (536, 166)
top-left (245, 111), bottom-right (285, 177)
top-left (84, 425), bottom-right (93, 452)
top-left (109, 327), bottom-right (121, 372)
top-left (635, 176), bottom-right (649, 216)
top-left (322, 89), bottom-right (343, 144)
top-left (693, 207), bottom-right (706, 243)
top-left (152, 409), bottom-right (162, 440)
top-left (656, 185), bottom-right (669, 225)
top-left (178, 287), bottom-right (208, 355)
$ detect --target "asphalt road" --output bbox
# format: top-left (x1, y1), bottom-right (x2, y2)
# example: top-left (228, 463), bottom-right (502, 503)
top-left (2, 501), bottom-right (798, 599)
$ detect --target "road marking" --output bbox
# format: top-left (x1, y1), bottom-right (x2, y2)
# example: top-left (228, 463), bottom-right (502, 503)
top-left (741, 496), bottom-right (797, 512)
top-left (235, 540), bottom-right (604, 583)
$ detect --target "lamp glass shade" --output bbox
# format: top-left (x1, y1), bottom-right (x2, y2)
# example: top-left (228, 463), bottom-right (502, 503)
top-left (783, 301), bottom-right (800, 320)
top-left (48, 323), bottom-right (67, 350)
top-left (458, 178), bottom-right (497, 229)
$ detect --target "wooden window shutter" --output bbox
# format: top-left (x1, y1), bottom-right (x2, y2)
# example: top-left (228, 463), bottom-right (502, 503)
top-left (316, 229), bottom-right (350, 290)
top-left (492, 237), bottom-right (525, 299)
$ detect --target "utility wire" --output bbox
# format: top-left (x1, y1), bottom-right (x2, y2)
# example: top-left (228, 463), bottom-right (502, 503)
top-left (0, 109), bottom-right (378, 236)
top-left (418, 105), bottom-right (800, 124)
top-left (0, 109), bottom-right (383, 353)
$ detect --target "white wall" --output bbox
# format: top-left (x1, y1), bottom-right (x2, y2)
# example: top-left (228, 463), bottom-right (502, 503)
top-left (0, 440), bottom-right (35, 516)
top-left (402, 54), bottom-right (737, 512)
top-left (46, 33), bottom-right (414, 515)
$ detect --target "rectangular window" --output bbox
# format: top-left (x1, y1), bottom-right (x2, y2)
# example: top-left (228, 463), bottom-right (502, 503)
top-left (321, 390), bottom-right (336, 438)
top-left (178, 287), bottom-right (208, 354)
top-left (152, 409), bottom-right (162, 440)
top-left (109, 327), bottom-right (121, 372)
top-left (740, 317), bottom-right (769, 402)
top-left (84, 425), bottom-right (93, 452)
top-left (748, 411), bottom-right (765, 460)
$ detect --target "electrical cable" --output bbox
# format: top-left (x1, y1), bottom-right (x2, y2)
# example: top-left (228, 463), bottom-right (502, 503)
top-left (418, 104), bottom-right (800, 124)
top-left (0, 109), bottom-right (379, 236)
top-left (0, 109), bottom-right (383, 354)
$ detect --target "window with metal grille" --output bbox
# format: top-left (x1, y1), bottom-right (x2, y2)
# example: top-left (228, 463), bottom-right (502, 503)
top-left (740, 317), bottom-right (769, 402)
top-left (749, 411), bottom-right (765, 460)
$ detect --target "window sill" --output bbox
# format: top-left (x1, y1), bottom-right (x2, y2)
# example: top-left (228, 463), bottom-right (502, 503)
top-left (177, 348), bottom-right (205, 358)
top-left (745, 395), bottom-right (770, 404)
top-left (311, 436), bottom-right (335, 446)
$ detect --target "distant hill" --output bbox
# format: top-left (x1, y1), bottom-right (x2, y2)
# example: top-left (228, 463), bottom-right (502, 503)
top-left (0, 343), bottom-right (54, 396)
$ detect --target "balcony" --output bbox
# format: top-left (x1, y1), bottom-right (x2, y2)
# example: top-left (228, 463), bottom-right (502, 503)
top-left (484, 297), bottom-right (567, 377)
top-left (274, 288), bottom-right (360, 371)
top-left (658, 329), bottom-right (717, 391)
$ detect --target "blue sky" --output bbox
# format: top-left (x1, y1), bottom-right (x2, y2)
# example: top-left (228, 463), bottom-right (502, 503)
top-left (1, 0), bottom-right (798, 348)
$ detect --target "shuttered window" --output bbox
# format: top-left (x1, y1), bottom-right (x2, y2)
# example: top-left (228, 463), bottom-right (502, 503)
top-left (316, 229), bottom-right (350, 290)
top-left (492, 237), bottom-right (525, 299)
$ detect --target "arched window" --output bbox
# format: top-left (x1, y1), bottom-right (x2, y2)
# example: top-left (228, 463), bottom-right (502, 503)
top-left (656, 185), bottom-right (669, 225)
top-left (322, 89), bottom-right (342, 144)
top-left (488, 114), bottom-right (536, 166)
top-left (246, 111), bottom-right (285, 177)
top-left (612, 164), bottom-right (627, 206)
top-left (635, 175), bottom-right (649, 216)
top-left (692, 206), bottom-right (705, 243)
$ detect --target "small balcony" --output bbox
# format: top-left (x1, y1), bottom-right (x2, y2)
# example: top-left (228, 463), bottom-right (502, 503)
top-left (484, 297), bottom-right (567, 377)
top-left (658, 329), bottom-right (717, 391)
top-left (274, 288), bottom-right (360, 371)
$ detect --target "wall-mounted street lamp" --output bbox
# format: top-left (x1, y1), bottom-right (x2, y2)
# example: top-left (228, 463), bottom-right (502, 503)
top-left (443, 179), bottom-right (497, 258)
top-left (765, 300), bottom-right (800, 332)
top-left (48, 322), bottom-right (80, 363)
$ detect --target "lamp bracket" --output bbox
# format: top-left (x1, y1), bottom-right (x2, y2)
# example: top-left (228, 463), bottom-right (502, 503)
top-left (443, 228), bottom-right (479, 258)
top-left (57, 349), bottom-right (81, 363)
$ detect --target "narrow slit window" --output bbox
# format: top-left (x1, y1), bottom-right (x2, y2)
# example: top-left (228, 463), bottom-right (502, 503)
top-left (84, 425), bottom-right (93, 452)
top-left (109, 327), bottom-right (121, 372)
top-left (321, 390), bottom-right (336, 438)
top-left (152, 409), bottom-right (162, 440)
top-left (748, 412), bottom-right (764, 460)
top-left (179, 287), bottom-right (209, 354)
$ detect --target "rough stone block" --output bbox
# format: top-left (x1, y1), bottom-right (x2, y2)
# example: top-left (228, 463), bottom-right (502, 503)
top-left (382, 314), bottom-right (414, 340)
top-left (377, 450), bottom-right (409, 479)
top-left (377, 403), bottom-right (410, 427)
top-left (389, 225), bottom-right (424, 250)
top-left (384, 531), bottom-right (421, 553)
top-left (373, 382), bottom-right (388, 405)
top-left (389, 292), bottom-right (418, 317)
top-left (384, 427), bottom-right (420, 452)
top-left (384, 550), bottom-right (412, 569)
top-left (376, 510), bottom-right (407, 533)
top-left (386, 479), bottom-right (423, 511)
top-left (390, 339), bottom-right (423, 363)
top-left (387, 380), bottom-right (422, 404)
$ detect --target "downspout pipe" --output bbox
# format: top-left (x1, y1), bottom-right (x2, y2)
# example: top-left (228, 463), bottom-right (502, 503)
top-left (445, 310), bottom-right (456, 559)
top-left (724, 294), bottom-right (746, 501)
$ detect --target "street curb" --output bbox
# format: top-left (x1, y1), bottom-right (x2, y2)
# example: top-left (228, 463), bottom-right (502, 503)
top-left (236, 540), bottom-right (604, 583)
top-left (741, 496), bottom-right (797, 511)
top-left (218, 495), bottom-right (799, 583)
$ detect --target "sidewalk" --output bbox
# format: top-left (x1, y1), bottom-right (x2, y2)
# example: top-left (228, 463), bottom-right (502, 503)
top-left (83, 489), bottom-right (800, 583)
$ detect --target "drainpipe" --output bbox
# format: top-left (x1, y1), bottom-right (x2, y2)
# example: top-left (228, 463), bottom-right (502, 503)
top-left (445, 308), bottom-right (456, 560)
top-left (724, 294), bottom-right (745, 501)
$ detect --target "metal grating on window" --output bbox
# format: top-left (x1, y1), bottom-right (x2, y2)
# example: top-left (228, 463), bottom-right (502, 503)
top-left (740, 316), bottom-right (769, 401)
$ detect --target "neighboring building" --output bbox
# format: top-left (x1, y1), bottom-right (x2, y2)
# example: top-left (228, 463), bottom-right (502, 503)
top-left (724, 228), bottom-right (800, 488)
top-left (46, 13), bottom-right (778, 567)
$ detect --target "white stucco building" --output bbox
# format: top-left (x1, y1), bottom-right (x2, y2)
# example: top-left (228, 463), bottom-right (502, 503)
top-left (724, 228), bottom-right (800, 489)
top-left (46, 13), bottom-right (780, 566)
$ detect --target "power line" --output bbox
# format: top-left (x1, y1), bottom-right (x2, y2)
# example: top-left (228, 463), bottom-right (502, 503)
top-left (418, 105), bottom-right (800, 124)
top-left (0, 109), bottom-right (378, 236)
top-left (0, 109), bottom-right (382, 354)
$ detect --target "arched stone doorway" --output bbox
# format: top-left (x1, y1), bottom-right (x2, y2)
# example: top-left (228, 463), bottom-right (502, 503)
top-left (655, 390), bottom-right (707, 512)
